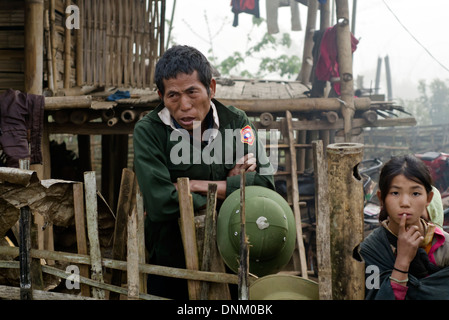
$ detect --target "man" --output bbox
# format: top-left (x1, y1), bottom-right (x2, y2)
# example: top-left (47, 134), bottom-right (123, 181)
top-left (133, 45), bottom-right (275, 299)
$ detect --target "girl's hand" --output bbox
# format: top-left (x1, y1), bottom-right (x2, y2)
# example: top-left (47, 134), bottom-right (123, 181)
top-left (395, 214), bottom-right (424, 270)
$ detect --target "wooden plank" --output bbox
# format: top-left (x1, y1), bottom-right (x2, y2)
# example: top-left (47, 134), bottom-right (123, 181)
top-left (135, 186), bottom-right (147, 293)
top-left (286, 110), bottom-right (309, 279)
top-left (127, 180), bottom-right (139, 300)
top-left (73, 182), bottom-right (91, 297)
top-left (109, 168), bottom-right (135, 300)
top-left (0, 246), bottom-right (240, 285)
top-left (312, 140), bottom-right (332, 300)
top-left (200, 183), bottom-right (231, 300)
top-left (83, 171), bottom-right (105, 299)
top-left (177, 177), bottom-right (201, 300)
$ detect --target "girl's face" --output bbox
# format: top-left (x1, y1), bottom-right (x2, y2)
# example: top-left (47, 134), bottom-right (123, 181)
top-left (378, 174), bottom-right (433, 233)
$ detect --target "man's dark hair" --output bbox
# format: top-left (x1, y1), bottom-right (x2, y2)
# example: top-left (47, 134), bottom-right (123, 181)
top-left (155, 45), bottom-right (213, 96)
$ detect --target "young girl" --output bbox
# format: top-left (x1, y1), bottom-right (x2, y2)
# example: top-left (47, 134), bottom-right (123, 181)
top-left (358, 154), bottom-right (449, 300)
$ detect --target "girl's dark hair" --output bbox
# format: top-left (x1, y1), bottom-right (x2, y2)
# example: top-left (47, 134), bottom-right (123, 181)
top-left (378, 154), bottom-right (433, 221)
top-left (155, 45), bottom-right (213, 96)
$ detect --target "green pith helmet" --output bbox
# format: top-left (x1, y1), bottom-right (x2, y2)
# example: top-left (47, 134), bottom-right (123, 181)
top-left (249, 274), bottom-right (319, 300)
top-left (217, 186), bottom-right (297, 277)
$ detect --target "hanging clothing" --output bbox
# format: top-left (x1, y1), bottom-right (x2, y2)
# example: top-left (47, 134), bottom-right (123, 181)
top-left (315, 25), bottom-right (359, 96)
top-left (231, 0), bottom-right (260, 27)
top-left (0, 89), bottom-right (44, 168)
top-left (266, 0), bottom-right (301, 34)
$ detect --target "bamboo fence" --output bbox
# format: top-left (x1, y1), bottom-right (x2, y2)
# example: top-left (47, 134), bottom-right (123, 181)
top-left (81, 0), bottom-right (164, 89)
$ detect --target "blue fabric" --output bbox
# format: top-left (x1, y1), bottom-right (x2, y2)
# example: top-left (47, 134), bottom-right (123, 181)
top-left (106, 90), bottom-right (130, 101)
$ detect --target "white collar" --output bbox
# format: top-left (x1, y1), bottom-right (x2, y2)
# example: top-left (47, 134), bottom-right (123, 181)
top-left (158, 101), bottom-right (220, 144)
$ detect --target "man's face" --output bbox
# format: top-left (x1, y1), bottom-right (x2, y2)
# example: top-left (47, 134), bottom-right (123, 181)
top-left (158, 71), bottom-right (216, 132)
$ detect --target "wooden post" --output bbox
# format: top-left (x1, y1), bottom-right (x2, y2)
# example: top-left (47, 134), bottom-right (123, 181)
top-left (297, 0), bottom-right (318, 84)
top-left (286, 111), bottom-right (309, 279)
top-left (64, 0), bottom-right (72, 89)
top-left (73, 182), bottom-right (91, 297)
top-left (127, 179), bottom-right (139, 300)
top-left (19, 163), bottom-right (32, 300)
top-left (200, 183), bottom-right (214, 299)
top-left (238, 170), bottom-right (249, 300)
top-left (110, 168), bottom-right (135, 300)
top-left (177, 177), bottom-right (201, 300)
top-left (25, 0), bottom-right (44, 94)
top-left (84, 171), bottom-right (106, 299)
top-left (199, 183), bottom-right (231, 300)
top-left (335, 0), bottom-right (355, 142)
top-left (312, 140), bottom-right (332, 300)
top-left (135, 187), bottom-right (147, 294)
top-left (327, 143), bottom-right (365, 300)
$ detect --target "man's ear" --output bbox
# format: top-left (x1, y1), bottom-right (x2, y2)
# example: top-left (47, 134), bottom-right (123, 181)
top-left (209, 78), bottom-right (216, 99)
top-left (157, 90), bottom-right (163, 100)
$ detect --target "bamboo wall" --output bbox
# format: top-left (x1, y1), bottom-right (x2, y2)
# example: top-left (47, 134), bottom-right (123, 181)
top-left (81, 0), bottom-right (164, 89)
top-left (0, 1), bottom-right (26, 92)
top-left (0, 0), bottom-right (165, 94)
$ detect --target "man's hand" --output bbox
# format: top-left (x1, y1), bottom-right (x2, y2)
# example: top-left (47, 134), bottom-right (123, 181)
top-left (227, 153), bottom-right (257, 177)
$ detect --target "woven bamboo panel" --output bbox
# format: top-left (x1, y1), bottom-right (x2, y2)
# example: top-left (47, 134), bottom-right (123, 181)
top-left (81, 0), bottom-right (163, 89)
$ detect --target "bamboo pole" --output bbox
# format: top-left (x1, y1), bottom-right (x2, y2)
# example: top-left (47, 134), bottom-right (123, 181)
top-left (298, 0), bottom-right (318, 84)
top-left (44, 95), bottom-right (92, 110)
top-left (335, 0), bottom-right (355, 142)
top-left (217, 97), bottom-right (371, 113)
top-left (75, 0), bottom-right (84, 86)
top-left (50, 0), bottom-right (58, 90)
top-left (327, 143), bottom-right (365, 299)
top-left (44, 9), bottom-right (54, 93)
top-left (64, 0), bottom-right (71, 89)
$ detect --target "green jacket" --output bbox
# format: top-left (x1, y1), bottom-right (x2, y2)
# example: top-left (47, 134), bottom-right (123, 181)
top-left (133, 98), bottom-right (275, 258)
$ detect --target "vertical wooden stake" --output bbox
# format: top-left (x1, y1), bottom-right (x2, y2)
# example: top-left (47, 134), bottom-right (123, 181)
top-left (238, 170), bottom-right (249, 300)
top-left (286, 110), bottom-right (309, 279)
top-left (178, 177), bottom-right (201, 300)
top-left (110, 168), bottom-right (135, 300)
top-left (127, 179), bottom-right (139, 300)
top-left (135, 186), bottom-right (147, 294)
top-left (84, 171), bottom-right (105, 299)
top-left (200, 183), bottom-right (217, 300)
top-left (327, 143), bottom-right (365, 300)
top-left (73, 182), bottom-right (91, 297)
top-left (312, 140), bottom-right (332, 300)
top-left (19, 159), bottom-right (32, 300)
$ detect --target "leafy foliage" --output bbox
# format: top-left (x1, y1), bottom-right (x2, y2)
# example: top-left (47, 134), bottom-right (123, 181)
top-left (212, 17), bottom-right (301, 79)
